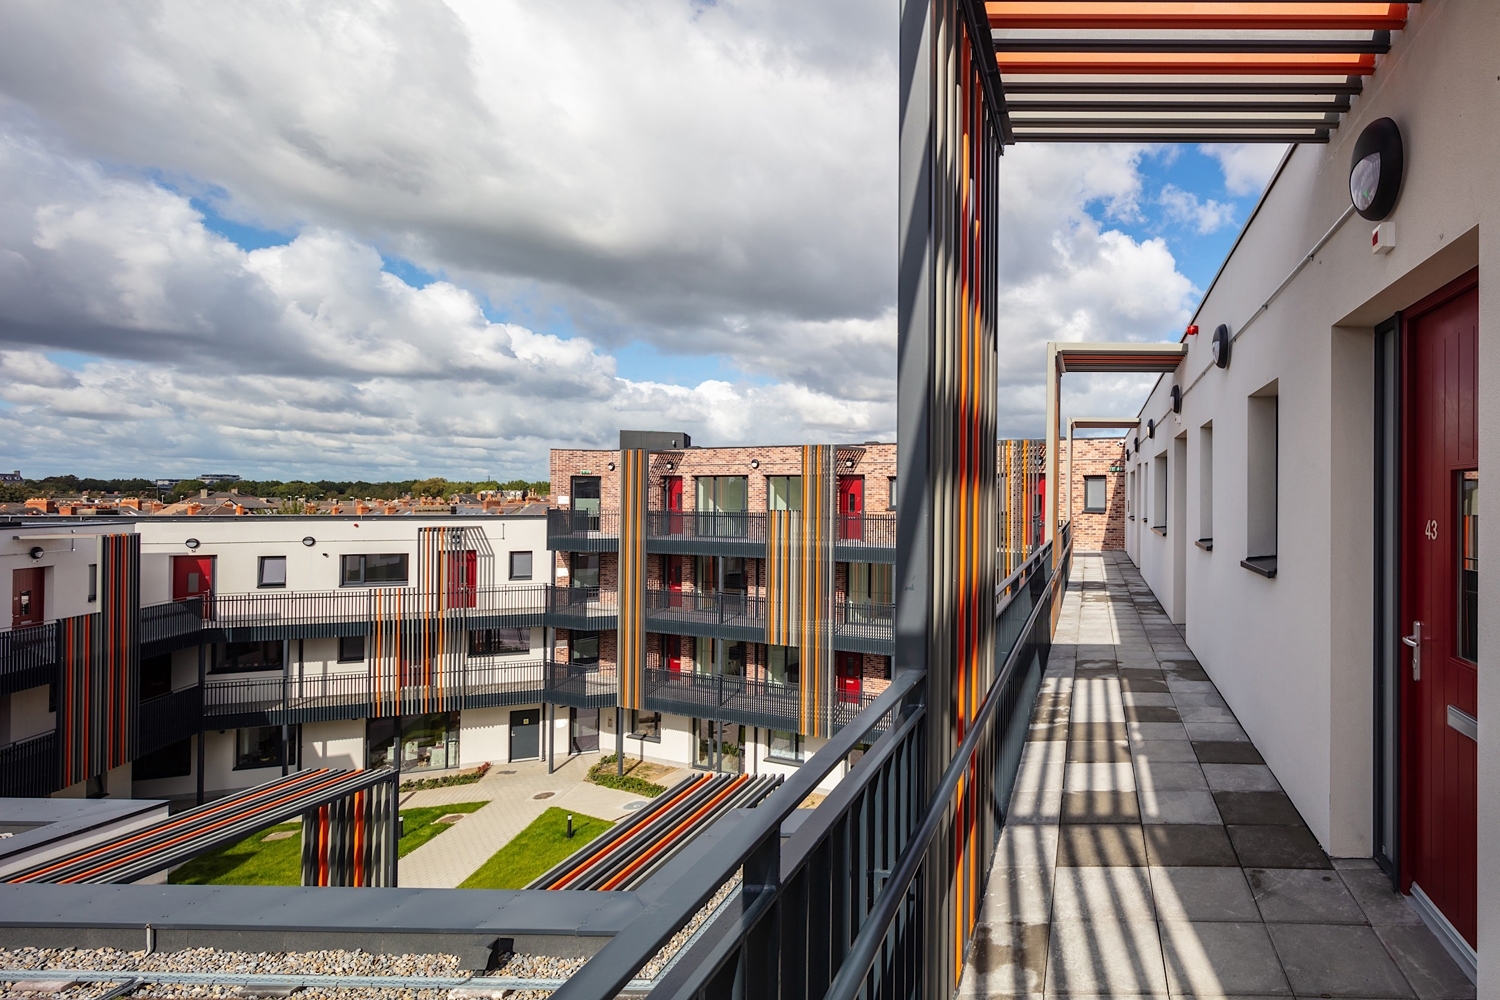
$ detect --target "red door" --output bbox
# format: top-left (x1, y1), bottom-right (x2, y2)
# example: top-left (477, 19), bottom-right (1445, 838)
top-left (664, 476), bottom-right (684, 535)
top-left (665, 634), bottom-right (683, 673)
top-left (1400, 271), bottom-right (1478, 947)
top-left (836, 651), bottom-right (862, 703)
top-left (11, 568), bottom-right (45, 629)
top-left (172, 555), bottom-right (214, 602)
top-left (838, 476), bottom-right (864, 540)
top-left (446, 549), bottom-right (478, 608)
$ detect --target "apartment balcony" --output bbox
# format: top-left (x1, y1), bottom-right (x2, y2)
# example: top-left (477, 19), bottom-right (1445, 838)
top-left (643, 588), bottom-right (767, 643)
top-left (0, 730), bottom-right (59, 797)
top-left (0, 624), bottom-right (56, 695)
top-left (640, 666), bottom-right (880, 733)
top-left (547, 509), bottom-right (620, 553)
top-left (546, 585), bottom-right (619, 631)
top-left (543, 660), bottom-right (618, 709)
top-left (548, 508), bottom-right (897, 563)
top-left (201, 658), bottom-right (557, 726)
top-left (831, 598), bottom-right (894, 654)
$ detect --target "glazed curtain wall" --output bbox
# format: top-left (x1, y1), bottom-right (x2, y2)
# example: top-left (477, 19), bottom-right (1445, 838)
top-left (58, 533), bottom-right (140, 788)
top-left (897, 0), bottom-right (1002, 993)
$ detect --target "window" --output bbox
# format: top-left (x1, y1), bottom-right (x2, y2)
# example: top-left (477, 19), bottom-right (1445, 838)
top-left (848, 562), bottom-right (893, 605)
top-left (697, 476), bottom-right (748, 513)
top-left (1245, 383), bottom-right (1278, 569)
top-left (630, 710), bottom-right (662, 742)
top-left (1153, 453), bottom-right (1168, 531)
top-left (367, 713), bottom-right (460, 771)
top-left (258, 555), bottom-right (287, 588)
top-left (235, 726), bottom-right (283, 769)
top-left (569, 631), bottom-right (600, 665)
top-left (470, 627), bottom-right (531, 656)
top-left (87, 563), bottom-right (97, 603)
top-left (213, 641), bottom-right (284, 674)
top-left (571, 476), bottom-right (601, 516)
top-left (768, 645), bottom-right (800, 686)
top-left (134, 737), bottom-right (191, 780)
top-left (766, 476), bottom-right (802, 511)
top-left (571, 552), bottom-right (600, 589)
top-left (1199, 423), bottom-right (1214, 541)
top-left (338, 635), bottom-right (366, 662)
top-left (1459, 472), bottom-right (1479, 661)
top-left (341, 553), bottom-right (408, 586)
top-left (888, 476), bottom-right (897, 509)
top-left (768, 729), bottom-right (808, 763)
top-left (509, 550), bottom-right (533, 580)
top-left (1126, 470), bottom-right (1135, 518)
top-left (1083, 476), bottom-right (1107, 513)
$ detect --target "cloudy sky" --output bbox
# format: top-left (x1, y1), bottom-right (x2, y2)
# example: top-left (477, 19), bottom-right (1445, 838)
top-left (0, 1), bottom-right (1284, 481)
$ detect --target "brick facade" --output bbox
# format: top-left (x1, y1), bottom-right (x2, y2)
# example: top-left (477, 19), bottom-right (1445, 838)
top-left (1065, 436), bottom-right (1127, 551)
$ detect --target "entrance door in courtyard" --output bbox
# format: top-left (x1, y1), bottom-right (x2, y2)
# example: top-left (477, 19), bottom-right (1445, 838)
top-left (509, 709), bottom-right (540, 761)
top-left (1400, 270), bottom-right (1478, 948)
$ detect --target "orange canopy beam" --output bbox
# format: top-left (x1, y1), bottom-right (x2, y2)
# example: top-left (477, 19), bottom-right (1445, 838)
top-left (997, 51), bottom-right (1377, 74)
top-left (987, 2), bottom-right (1408, 32)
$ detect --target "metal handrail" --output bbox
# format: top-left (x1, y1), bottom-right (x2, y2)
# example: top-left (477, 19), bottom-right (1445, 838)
top-left (824, 536), bottom-right (1067, 999)
top-left (550, 538), bottom-right (1066, 999)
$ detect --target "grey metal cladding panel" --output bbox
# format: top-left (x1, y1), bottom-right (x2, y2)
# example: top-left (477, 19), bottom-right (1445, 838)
top-left (644, 539), bottom-right (765, 559)
top-left (547, 537), bottom-right (619, 554)
top-left (0, 884), bottom-right (642, 936)
top-left (831, 633), bottom-right (895, 656)
top-left (641, 619), bottom-right (766, 644)
top-left (833, 544), bottom-right (897, 565)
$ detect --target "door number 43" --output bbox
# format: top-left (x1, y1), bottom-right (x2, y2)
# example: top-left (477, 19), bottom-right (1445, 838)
top-left (1424, 519), bottom-right (1439, 541)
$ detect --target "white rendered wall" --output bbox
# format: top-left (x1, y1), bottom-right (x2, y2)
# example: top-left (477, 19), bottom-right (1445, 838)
top-left (1115, 0), bottom-right (1498, 986)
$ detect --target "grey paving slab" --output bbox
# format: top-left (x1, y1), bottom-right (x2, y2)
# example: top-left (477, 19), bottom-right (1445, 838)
top-left (1267, 923), bottom-right (1415, 998)
top-left (1150, 867), bottom-right (1260, 922)
top-left (1246, 868), bottom-right (1367, 924)
top-left (971, 552), bottom-right (1469, 1000)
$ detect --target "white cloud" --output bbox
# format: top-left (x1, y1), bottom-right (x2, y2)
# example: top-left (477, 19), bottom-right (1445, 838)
top-left (0, 2), bottom-right (1205, 473)
top-left (1158, 184), bottom-right (1237, 235)
top-left (1200, 143), bottom-right (1288, 198)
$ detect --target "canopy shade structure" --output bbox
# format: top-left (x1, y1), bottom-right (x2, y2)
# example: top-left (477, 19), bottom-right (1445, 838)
top-left (1045, 343), bottom-right (1188, 551)
top-left (985, 1), bottom-right (1412, 143)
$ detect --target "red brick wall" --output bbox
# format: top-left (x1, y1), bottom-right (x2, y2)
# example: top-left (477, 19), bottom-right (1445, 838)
top-left (1066, 437), bottom-right (1127, 551)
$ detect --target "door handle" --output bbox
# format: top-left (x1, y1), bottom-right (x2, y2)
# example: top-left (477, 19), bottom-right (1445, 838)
top-left (1402, 621), bottom-right (1422, 680)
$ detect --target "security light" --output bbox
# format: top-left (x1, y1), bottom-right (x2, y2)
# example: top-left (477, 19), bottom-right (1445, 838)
top-left (1349, 118), bottom-right (1404, 222)
top-left (750, 459), bottom-right (760, 469)
top-left (302, 536), bottom-right (316, 547)
top-left (1212, 324), bottom-right (1232, 369)
top-left (29, 546), bottom-right (44, 560)
top-left (184, 538), bottom-right (201, 550)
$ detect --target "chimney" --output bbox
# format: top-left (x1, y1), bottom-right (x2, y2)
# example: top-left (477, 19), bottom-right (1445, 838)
top-left (235, 504), bottom-right (246, 516)
top-left (230, 487), bottom-right (239, 495)
top-left (200, 488), bottom-right (209, 498)
top-left (355, 501), bottom-right (371, 516)
top-left (187, 502), bottom-right (203, 515)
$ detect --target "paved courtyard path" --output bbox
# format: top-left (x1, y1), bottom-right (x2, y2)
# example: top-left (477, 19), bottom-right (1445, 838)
top-left (397, 755), bottom-right (685, 888)
top-left (960, 550), bottom-right (1474, 999)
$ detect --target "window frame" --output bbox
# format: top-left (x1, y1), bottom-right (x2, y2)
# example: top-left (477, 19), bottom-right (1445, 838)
top-left (258, 555), bottom-right (288, 589)
top-left (509, 550), bottom-right (534, 581)
top-left (337, 635), bottom-right (366, 663)
top-left (1083, 475), bottom-right (1108, 514)
top-left (340, 552), bottom-right (409, 587)
top-left (234, 726), bottom-right (284, 770)
top-left (629, 709), bottom-right (662, 743)
top-left (767, 728), bottom-right (808, 764)
top-left (469, 627), bottom-right (532, 657)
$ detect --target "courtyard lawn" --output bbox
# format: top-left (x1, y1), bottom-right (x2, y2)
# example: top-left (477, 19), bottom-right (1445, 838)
top-left (459, 807), bottom-right (612, 889)
top-left (169, 801), bottom-right (488, 886)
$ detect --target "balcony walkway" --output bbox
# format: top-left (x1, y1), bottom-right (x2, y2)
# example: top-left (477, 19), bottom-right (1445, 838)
top-left (961, 550), bottom-right (1474, 999)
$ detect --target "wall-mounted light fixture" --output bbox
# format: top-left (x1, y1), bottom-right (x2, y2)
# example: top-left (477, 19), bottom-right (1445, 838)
top-left (1212, 324), bottom-right (1232, 369)
top-left (1147, 419), bottom-right (1156, 439)
top-left (29, 546), bottom-right (44, 560)
top-left (665, 461), bottom-right (674, 471)
top-left (184, 538), bottom-right (201, 550)
top-left (1350, 117), bottom-right (1404, 222)
top-left (1133, 437), bottom-right (1140, 452)
top-left (845, 459), bottom-right (855, 469)
top-left (302, 536), bottom-right (316, 547)
top-left (1171, 385), bottom-right (1182, 414)
top-left (749, 459), bottom-right (760, 469)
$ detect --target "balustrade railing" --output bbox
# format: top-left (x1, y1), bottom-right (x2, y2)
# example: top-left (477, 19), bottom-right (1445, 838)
top-left (550, 528), bottom-right (1073, 1000)
top-left (643, 588), bottom-right (767, 629)
top-left (0, 730), bottom-right (59, 797)
top-left (0, 623), bottom-right (56, 694)
top-left (831, 598), bottom-right (894, 642)
top-left (136, 685), bottom-right (205, 756)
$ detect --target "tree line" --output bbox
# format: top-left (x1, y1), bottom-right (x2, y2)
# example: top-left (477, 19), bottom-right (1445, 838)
top-left (0, 475), bottom-right (551, 504)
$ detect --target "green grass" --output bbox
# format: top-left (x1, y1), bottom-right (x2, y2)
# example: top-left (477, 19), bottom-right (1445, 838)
top-left (169, 821), bottom-right (303, 886)
top-left (397, 801), bottom-right (488, 857)
top-left (168, 801), bottom-right (489, 885)
top-left (587, 755), bottom-right (667, 797)
top-left (459, 807), bottom-right (613, 889)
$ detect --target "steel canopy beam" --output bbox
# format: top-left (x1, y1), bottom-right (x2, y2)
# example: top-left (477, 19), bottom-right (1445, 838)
top-left (988, 2), bottom-right (1409, 31)
top-left (998, 51), bottom-right (1377, 73)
